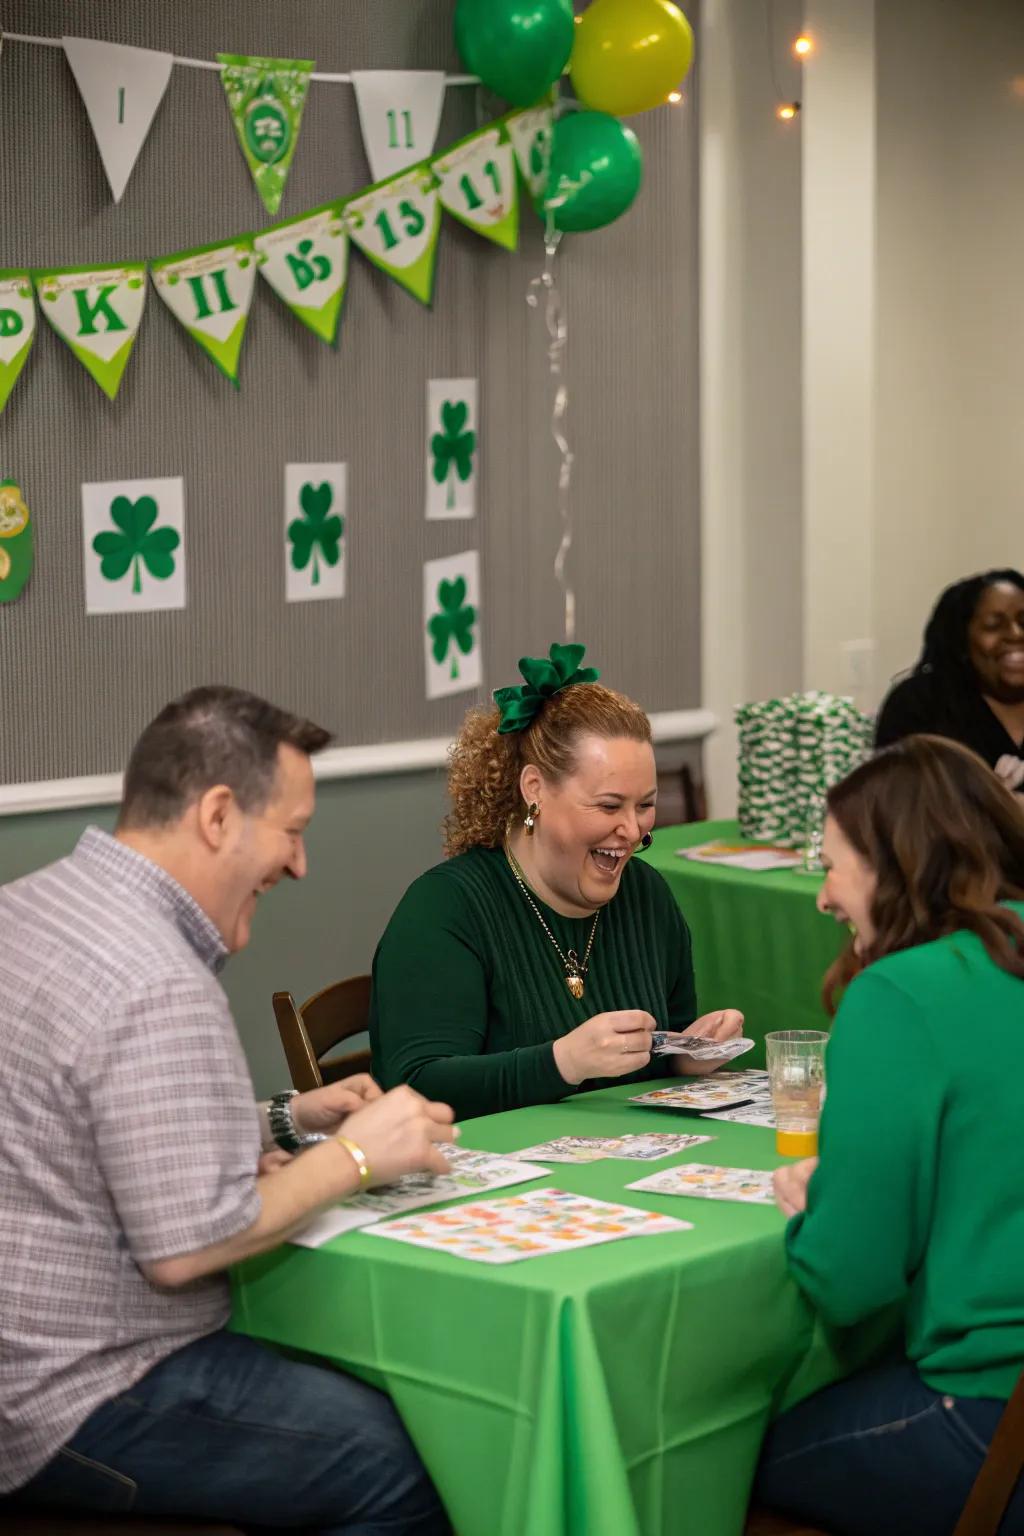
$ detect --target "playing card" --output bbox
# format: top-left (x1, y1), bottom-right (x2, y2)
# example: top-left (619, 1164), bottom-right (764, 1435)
top-left (650, 1033), bottom-right (756, 1062)
top-left (365, 1187), bottom-right (692, 1264)
top-left (290, 1149), bottom-right (550, 1248)
top-left (630, 1082), bottom-right (757, 1111)
top-left (700, 1103), bottom-right (777, 1127)
top-left (626, 1163), bottom-right (776, 1205)
top-left (510, 1132), bottom-right (715, 1164)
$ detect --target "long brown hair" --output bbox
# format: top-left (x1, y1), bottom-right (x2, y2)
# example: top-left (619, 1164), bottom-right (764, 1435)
top-left (822, 734), bottom-right (1024, 1012)
top-left (444, 683), bottom-right (652, 858)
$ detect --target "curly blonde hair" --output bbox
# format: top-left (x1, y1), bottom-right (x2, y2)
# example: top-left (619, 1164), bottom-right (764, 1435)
top-left (443, 683), bottom-right (653, 857)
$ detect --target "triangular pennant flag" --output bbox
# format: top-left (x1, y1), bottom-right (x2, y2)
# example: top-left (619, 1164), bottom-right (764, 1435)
top-left (63, 37), bottom-right (173, 203)
top-left (151, 238), bottom-right (256, 386)
top-left (34, 262), bottom-right (146, 400)
top-left (345, 164), bottom-right (441, 307)
top-left (506, 102), bottom-right (554, 201)
top-left (254, 202), bottom-right (348, 346)
top-left (0, 271), bottom-right (36, 413)
top-left (434, 123), bottom-right (518, 252)
top-left (350, 71), bottom-right (446, 184)
top-left (218, 54), bottom-right (313, 216)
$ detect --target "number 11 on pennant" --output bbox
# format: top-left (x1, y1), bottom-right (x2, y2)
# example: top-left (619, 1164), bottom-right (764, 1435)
top-left (386, 108), bottom-right (415, 150)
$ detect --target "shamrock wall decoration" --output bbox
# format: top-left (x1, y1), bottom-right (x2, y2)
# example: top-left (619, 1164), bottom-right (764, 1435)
top-left (92, 496), bottom-right (179, 594)
top-left (426, 379), bottom-right (478, 520)
top-left (284, 462), bottom-right (347, 603)
top-left (288, 481), bottom-right (344, 586)
top-left (82, 477), bottom-right (187, 616)
top-left (428, 577), bottom-right (476, 679)
top-left (423, 551), bottom-right (482, 699)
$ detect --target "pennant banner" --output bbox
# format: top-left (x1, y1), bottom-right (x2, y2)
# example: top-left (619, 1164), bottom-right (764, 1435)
top-left (350, 70), bottom-right (446, 185)
top-left (345, 164), bottom-right (441, 307)
top-left (63, 36), bottom-right (173, 203)
top-left (35, 261), bottom-right (146, 400)
top-left (254, 202), bottom-right (348, 346)
top-left (0, 271), bottom-right (36, 411)
top-left (506, 102), bottom-right (554, 202)
top-left (151, 238), bottom-right (256, 386)
top-left (218, 54), bottom-right (313, 216)
top-left (434, 124), bottom-right (518, 252)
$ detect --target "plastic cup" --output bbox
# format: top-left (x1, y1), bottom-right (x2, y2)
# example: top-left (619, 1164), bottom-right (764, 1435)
top-left (765, 1030), bottom-right (828, 1157)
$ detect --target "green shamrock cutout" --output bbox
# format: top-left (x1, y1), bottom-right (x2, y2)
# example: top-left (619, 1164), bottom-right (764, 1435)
top-left (428, 577), bottom-right (476, 679)
top-left (431, 400), bottom-right (476, 511)
top-left (288, 481), bottom-right (344, 586)
top-left (92, 496), bottom-right (180, 596)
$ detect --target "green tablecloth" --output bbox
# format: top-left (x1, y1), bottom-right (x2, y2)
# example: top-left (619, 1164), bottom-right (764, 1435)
top-left (232, 1085), bottom-right (894, 1536)
top-left (647, 820), bottom-right (847, 1067)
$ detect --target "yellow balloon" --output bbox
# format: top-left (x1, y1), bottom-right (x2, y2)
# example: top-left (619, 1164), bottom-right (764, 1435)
top-left (571, 0), bottom-right (694, 117)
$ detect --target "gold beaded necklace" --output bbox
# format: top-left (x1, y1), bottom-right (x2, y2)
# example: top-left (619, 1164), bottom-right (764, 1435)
top-left (504, 842), bottom-right (600, 1000)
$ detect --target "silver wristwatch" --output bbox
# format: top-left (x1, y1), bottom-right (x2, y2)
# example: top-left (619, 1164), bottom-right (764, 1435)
top-left (268, 1089), bottom-right (328, 1152)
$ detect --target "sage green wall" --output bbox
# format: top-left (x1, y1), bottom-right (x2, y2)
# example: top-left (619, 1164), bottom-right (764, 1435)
top-left (0, 770), bottom-right (448, 1098)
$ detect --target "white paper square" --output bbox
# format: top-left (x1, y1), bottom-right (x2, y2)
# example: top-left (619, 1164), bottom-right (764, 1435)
top-left (82, 477), bottom-right (185, 616)
top-left (423, 550), bottom-right (482, 700)
top-left (285, 463), bottom-right (346, 603)
top-left (426, 378), bottom-right (477, 520)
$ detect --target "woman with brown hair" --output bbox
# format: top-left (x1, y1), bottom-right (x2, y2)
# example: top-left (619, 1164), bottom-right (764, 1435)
top-left (369, 644), bottom-right (743, 1121)
top-left (755, 735), bottom-right (1024, 1536)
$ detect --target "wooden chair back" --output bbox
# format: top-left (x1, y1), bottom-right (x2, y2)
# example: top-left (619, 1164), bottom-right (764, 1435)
top-left (273, 975), bottom-right (373, 1093)
top-left (746, 1363), bottom-right (1024, 1536)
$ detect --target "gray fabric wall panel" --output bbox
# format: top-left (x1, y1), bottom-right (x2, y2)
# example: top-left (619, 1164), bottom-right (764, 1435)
top-left (0, 1), bottom-right (699, 784)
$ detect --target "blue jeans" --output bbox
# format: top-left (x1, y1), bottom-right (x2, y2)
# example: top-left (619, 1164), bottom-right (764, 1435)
top-left (755, 1359), bottom-right (1024, 1536)
top-left (5, 1329), bottom-right (450, 1535)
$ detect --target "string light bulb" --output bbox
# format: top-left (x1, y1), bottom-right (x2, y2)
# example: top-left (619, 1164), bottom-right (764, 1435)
top-left (776, 102), bottom-right (801, 121)
top-left (667, 90), bottom-right (684, 104)
top-left (793, 34), bottom-right (814, 58)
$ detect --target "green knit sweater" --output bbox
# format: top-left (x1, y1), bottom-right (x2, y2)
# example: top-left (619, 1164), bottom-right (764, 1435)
top-left (787, 903), bottom-right (1024, 1399)
top-left (369, 845), bottom-right (696, 1120)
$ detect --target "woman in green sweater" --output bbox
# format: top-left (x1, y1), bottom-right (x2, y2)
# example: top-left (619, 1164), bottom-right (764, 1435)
top-left (369, 643), bottom-right (743, 1120)
top-left (755, 735), bottom-right (1024, 1536)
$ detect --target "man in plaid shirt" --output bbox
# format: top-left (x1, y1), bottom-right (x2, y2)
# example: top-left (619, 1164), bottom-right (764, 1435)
top-left (0, 686), bottom-right (453, 1533)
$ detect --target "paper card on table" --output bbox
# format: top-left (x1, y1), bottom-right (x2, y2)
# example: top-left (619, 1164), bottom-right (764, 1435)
top-left (677, 841), bottom-right (803, 872)
top-left (630, 1082), bottom-right (758, 1112)
top-left (627, 1164), bottom-right (776, 1205)
top-left (701, 1104), bottom-right (777, 1128)
top-left (63, 37), bottom-right (173, 203)
top-left (424, 550), bottom-right (482, 699)
top-left (289, 1149), bottom-right (550, 1248)
top-left (510, 1133), bottom-right (715, 1164)
top-left (366, 1188), bottom-right (691, 1265)
top-left (285, 463), bottom-right (346, 602)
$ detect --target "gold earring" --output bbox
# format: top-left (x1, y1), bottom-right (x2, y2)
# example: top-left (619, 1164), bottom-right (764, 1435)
top-left (524, 802), bottom-right (539, 834)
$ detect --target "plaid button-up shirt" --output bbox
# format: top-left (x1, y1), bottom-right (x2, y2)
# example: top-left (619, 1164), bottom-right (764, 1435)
top-left (0, 828), bottom-right (262, 1491)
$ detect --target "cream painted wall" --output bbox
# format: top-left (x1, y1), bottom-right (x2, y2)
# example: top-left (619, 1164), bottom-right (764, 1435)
top-left (701, 0), bottom-right (1024, 815)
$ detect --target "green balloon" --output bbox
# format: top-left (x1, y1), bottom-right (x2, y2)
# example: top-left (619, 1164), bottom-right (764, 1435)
top-left (543, 111), bottom-right (643, 232)
top-left (454, 0), bottom-right (575, 107)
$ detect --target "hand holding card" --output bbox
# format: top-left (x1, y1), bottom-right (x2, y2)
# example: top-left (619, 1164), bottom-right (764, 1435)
top-left (651, 1032), bottom-right (755, 1063)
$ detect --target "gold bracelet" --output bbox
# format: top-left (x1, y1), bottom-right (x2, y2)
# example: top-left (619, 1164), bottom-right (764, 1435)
top-left (336, 1135), bottom-right (372, 1190)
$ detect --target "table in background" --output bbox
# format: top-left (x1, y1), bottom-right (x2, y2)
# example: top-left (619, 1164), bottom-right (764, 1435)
top-left (648, 820), bottom-right (847, 1066)
top-left (232, 1085), bottom-right (892, 1536)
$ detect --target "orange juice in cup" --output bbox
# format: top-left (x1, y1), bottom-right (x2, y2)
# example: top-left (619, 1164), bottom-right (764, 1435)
top-left (765, 1030), bottom-right (828, 1158)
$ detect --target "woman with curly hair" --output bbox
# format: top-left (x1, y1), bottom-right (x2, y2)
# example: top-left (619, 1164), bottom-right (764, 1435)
top-left (369, 644), bottom-right (743, 1121)
top-left (875, 568), bottom-right (1024, 791)
top-left (755, 734), bottom-right (1024, 1535)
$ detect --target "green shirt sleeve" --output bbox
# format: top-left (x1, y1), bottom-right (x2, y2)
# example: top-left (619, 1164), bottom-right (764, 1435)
top-left (785, 968), bottom-right (943, 1326)
top-left (369, 870), bottom-right (570, 1121)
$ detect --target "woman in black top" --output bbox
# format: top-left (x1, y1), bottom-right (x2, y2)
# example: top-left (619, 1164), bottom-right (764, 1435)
top-left (875, 569), bottom-right (1024, 790)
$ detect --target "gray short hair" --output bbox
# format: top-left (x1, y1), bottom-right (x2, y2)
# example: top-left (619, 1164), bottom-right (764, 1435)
top-left (118, 686), bottom-right (332, 829)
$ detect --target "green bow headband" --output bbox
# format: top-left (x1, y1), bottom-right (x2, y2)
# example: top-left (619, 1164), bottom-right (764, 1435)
top-left (493, 643), bottom-right (600, 735)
